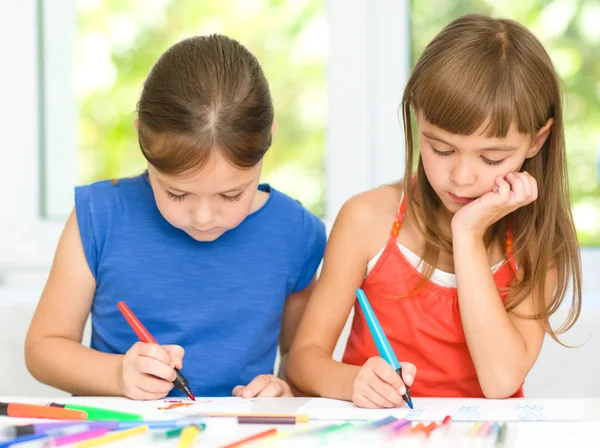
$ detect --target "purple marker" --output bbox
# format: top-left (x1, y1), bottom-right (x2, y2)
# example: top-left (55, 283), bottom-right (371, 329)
top-left (390, 419), bottom-right (411, 433)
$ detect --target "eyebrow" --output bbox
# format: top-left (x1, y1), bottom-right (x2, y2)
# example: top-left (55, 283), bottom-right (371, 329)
top-left (422, 131), bottom-right (519, 152)
top-left (157, 178), bottom-right (252, 194)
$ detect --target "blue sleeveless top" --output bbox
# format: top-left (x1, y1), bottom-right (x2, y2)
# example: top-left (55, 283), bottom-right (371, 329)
top-left (75, 173), bottom-right (326, 397)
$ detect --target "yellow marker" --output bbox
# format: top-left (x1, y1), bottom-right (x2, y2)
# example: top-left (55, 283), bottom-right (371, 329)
top-left (178, 424), bottom-right (201, 448)
top-left (469, 422), bottom-right (483, 436)
top-left (75, 425), bottom-right (148, 448)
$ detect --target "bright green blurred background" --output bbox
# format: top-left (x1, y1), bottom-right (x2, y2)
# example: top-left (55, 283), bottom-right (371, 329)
top-left (75, 0), bottom-right (599, 244)
top-left (75, 0), bottom-right (327, 216)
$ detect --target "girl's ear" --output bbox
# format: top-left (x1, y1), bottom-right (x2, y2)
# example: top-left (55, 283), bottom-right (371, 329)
top-left (527, 118), bottom-right (554, 158)
top-left (134, 119), bottom-right (140, 132)
top-left (271, 121), bottom-right (278, 136)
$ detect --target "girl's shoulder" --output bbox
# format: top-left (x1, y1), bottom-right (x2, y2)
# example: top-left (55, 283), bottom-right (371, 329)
top-left (341, 181), bottom-right (403, 224)
top-left (334, 181), bottom-right (404, 260)
top-left (75, 173), bottom-right (149, 214)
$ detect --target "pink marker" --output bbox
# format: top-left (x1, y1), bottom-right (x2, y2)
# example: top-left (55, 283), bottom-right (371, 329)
top-left (48, 428), bottom-right (111, 446)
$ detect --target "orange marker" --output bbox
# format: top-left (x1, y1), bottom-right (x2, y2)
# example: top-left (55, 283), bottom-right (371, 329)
top-left (222, 428), bottom-right (278, 448)
top-left (0, 402), bottom-right (87, 420)
top-left (411, 423), bottom-right (426, 433)
top-left (424, 422), bottom-right (438, 436)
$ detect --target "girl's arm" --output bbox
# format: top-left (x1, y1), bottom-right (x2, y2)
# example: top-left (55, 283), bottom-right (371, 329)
top-left (286, 192), bottom-right (414, 406)
top-left (25, 209), bottom-right (125, 396)
top-left (278, 278), bottom-right (316, 378)
top-left (285, 197), bottom-right (367, 399)
top-left (25, 209), bottom-right (180, 399)
top-left (452, 173), bottom-right (554, 398)
top-left (453, 231), bottom-right (554, 398)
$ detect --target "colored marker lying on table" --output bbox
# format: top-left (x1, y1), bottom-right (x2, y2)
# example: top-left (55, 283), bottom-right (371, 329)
top-left (74, 425), bottom-right (149, 448)
top-left (47, 403), bottom-right (142, 421)
top-left (221, 428), bottom-right (278, 448)
top-left (117, 301), bottom-right (195, 401)
top-left (0, 424), bottom-right (115, 448)
top-left (0, 432), bottom-right (51, 448)
top-left (196, 413), bottom-right (309, 423)
top-left (0, 402), bottom-right (87, 420)
top-left (2, 422), bottom-right (119, 439)
top-left (5, 419), bottom-right (202, 436)
top-left (237, 416), bottom-right (303, 425)
top-left (3, 422), bottom-right (83, 438)
top-left (355, 289), bottom-right (414, 409)
top-left (151, 423), bottom-right (205, 440)
top-left (496, 422), bottom-right (508, 447)
top-left (177, 424), bottom-right (201, 448)
top-left (47, 427), bottom-right (113, 447)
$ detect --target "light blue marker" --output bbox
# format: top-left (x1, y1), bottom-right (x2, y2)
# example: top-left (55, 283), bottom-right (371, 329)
top-left (356, 288), bottom-right (414, 409)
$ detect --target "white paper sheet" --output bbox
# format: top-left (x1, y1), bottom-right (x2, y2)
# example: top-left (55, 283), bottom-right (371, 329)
top-left (296, 397), bottom-right (585, 422)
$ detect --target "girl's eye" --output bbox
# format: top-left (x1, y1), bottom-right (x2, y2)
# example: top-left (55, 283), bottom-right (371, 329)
top-left (432, 147), bottom-right (453, 157)
top-left (221, 191), bottom-right (245, 202)
top-left (166, 191), bottom-right (189, 201)
top-left (482, 157), bottom-right (504, 166)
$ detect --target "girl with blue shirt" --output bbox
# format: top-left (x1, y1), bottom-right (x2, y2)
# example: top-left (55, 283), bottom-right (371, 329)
top-left (25, 34), bottom-right (326, 400)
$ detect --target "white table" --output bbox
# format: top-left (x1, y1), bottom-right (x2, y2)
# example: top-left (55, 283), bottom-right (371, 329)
top-left (2, 397), bottom-right (600, 447)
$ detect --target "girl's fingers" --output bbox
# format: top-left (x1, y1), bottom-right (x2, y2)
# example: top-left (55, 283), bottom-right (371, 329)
top-left (371, 365), bottom-right (407, 403)
top-left (493, 176), bottom-right (511, 204)
top-left (362, 383), bottom-right (397, 408)
top-left (137, 343), bottom-right (175, 367)
top-left (354, 394), bottom-right (385, 409)
top-left (137, 374), bottom-right (174, 395)
top-left (240, 374), bottom-right (271, 398)
top-left (506, 173), bottom-right (526, 202)
top-left (255, 381), bottom-right (284, 397)
top-left (163, 345), bottom-right (185, 361)
top-left (400, 362), bottom-right (417, 386)
top-left (232, 385), bottom-right (244, 397)
top-left (136, 356), bottom-right (176, 381)
top-left (530, 174), bottom-right (538, 200)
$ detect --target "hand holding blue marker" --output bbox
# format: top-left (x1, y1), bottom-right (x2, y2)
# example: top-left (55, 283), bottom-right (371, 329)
top-left (355, 288), bottom-right (414, 409)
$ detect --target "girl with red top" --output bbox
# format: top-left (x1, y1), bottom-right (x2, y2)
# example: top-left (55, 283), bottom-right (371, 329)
top-left (286, 14), bottom-right (582, 408)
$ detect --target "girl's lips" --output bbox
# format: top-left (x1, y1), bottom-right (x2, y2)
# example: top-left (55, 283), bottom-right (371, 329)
top-left (448, 192), bottom-right (476, 203)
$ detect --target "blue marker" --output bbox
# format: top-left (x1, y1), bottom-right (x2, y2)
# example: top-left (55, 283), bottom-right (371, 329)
top-left (356, 288), bottom-right (414, 409)
top-left (0, 432), bottom-right (50, 447)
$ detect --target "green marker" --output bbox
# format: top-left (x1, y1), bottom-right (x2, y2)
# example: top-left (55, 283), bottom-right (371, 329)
top-left (320, 422), bottom-right (354, 434)
top-left (151, 424), bottom-right (205, 440)
top-left (299, 422), bottom-right (355, 437)
top-left (49, 403), bottom-right (143, 421)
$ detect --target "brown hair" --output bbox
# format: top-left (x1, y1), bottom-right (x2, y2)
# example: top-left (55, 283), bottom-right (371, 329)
top-left (136, 34), bottom-right (274, 174)
top-left (401, 14), bottom-right (581, 342)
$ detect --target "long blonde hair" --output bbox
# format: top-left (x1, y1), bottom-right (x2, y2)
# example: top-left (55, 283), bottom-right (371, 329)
top-left (401, 14), bottom-right (581, 342)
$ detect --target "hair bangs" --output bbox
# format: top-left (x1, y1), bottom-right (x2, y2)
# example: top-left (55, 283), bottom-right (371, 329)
top-left (138, 125), bottom-right (214, 176)
top-left (414, 57), bottom-right (523, 139)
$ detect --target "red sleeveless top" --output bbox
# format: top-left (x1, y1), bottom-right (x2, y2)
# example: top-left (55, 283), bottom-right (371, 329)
top-left (342, 194), bottom-right (524, 398)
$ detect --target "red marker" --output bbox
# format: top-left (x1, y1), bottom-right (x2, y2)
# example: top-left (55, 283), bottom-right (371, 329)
top-left (117, 301), bottom-right (195, 401)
